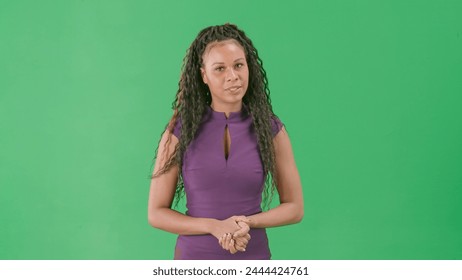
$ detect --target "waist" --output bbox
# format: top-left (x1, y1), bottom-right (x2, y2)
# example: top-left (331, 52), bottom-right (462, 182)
top-left (176, 228), bottom-right (270, 260)
top-left (186, 205), bottom-right (262, 220)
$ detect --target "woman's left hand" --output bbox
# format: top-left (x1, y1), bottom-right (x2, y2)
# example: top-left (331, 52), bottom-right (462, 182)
top-left (218, 216), bottom-right (252, 254)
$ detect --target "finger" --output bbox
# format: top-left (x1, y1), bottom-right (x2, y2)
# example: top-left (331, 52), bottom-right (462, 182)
top-left (233, 225), bottom-right (249, 238)
top-left (237, 221), bottom-right (250, 232)
top-left (228, 233), bottom-right (234, 251)
top-left (229, 239), bottom-right (237, 254)
top-left (235, 237), bottom-right (248, 246)
top-left (234, 243), bottom-right (246, 252)
top-left (222, 234), bottom-right (228, 250)
top-left (230, 240), bottom-right (236, 254)
top-left (234, 240), bottom-right (247, 250)
top-left (234, 224), bottom-right (249, 238)
top-left (225, 233), bottom-right (232, 251)
top-left (219, 234), bottom-right (225, 248)
top-left (221, 233), bottom-right (231, 250)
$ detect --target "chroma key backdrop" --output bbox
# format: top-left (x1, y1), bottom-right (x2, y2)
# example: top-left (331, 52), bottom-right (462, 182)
top-left (1, 0), bottom-right (461, 259)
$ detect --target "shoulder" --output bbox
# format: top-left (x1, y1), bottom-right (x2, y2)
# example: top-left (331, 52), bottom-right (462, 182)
top-left (172, 116), bottom-right (182, 139)
top-left (270, 115), bottom-right (284, 138)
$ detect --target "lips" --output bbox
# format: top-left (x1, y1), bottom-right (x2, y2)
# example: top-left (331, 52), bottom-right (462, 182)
top-left (226, 85), bottom-right (242, 91)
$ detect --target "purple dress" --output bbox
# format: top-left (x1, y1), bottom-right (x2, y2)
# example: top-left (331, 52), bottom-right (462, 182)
top-left (172, 105), bottom-right (283, 260)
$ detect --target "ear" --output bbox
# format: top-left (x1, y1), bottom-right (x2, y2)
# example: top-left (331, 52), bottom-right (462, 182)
top-left (200, 67), bottom-right (208, 84)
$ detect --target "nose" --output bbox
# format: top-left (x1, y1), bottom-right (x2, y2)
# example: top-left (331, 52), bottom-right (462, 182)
top-left (226, 68), bottom-right (238, 81)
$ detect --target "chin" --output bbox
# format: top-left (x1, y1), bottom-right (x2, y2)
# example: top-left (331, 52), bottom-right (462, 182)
top-left (227, 95), bottom-right (245, 103)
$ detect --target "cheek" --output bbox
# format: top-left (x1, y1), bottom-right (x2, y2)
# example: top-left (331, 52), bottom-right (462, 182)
top-left (242, 67), bottom-right (249, 79)
top-left (242, 70), bottom-right (249, 85)
top-left (205, 79), bottom-right (221, 94)
top-left (209, 74), bottom-right (225, 86)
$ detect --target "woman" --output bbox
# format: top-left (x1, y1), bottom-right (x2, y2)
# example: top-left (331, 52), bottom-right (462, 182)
top-left (148, 23), bottom-right (303, 260)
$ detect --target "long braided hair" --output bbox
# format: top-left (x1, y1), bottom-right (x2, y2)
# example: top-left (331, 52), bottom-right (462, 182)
top-left (152, 23), bottom-right (280, 209)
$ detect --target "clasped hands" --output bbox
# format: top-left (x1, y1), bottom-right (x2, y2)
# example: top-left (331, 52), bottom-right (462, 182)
top-left (212, 216), bottom-right (251, 254)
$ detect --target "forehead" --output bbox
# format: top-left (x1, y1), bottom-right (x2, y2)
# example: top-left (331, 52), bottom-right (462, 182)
top-left (202, 39), bottom-right (245, 63)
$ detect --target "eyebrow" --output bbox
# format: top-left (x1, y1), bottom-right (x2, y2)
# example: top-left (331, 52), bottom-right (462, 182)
top-left (211, 58), bottom-right (245, 66)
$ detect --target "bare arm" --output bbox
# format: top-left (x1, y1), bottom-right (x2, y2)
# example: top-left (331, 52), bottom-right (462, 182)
top-left (147, 130), bottom-right (246, 239)
top-left (246, 127), bottom-right (304, 228)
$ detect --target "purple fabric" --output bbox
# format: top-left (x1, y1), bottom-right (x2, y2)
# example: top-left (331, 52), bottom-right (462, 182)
top-left (172, 105), bottom-right (283, 260)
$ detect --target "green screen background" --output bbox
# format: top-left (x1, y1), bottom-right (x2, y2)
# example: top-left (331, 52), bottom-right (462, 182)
top-left (1, 0), bottom-right (461, 260)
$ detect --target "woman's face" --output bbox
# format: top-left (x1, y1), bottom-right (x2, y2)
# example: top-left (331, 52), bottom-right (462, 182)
top-left (201, 39), bottom-right (249, 111)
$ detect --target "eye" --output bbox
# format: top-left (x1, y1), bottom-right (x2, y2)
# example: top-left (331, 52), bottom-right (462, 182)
top-left (215, 66), bottom-right (225, 72)
top-left (235, 63), bottom-right (244, 68)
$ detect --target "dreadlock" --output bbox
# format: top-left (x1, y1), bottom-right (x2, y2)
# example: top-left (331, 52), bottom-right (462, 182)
top-left (151, 23), bottom-right (280, 209)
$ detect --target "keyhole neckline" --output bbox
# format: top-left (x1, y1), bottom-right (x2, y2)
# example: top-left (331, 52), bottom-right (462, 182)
top-left (206, 104), bottom-right (249, 122)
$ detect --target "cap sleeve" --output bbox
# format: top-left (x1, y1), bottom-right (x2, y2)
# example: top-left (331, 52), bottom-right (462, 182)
top-left (172, 117), bottom-right (181, 139)
top-left (271, 115), bottom-right (284, 138)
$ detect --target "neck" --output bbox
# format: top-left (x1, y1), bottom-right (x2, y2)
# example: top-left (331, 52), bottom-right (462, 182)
top-left (210, 102), bottom-right (243, 118)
